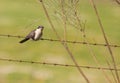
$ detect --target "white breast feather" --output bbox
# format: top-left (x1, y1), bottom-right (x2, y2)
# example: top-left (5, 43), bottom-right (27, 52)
top-left (34, 28), bottom-right (41, 40)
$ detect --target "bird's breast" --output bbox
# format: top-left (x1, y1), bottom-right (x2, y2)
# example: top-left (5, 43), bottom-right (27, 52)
top-left (34, 29), bottom-right (42, 40)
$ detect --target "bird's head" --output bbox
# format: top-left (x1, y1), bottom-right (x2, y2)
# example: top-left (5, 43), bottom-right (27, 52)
top-left (37, 26), bottom-right (44, 29)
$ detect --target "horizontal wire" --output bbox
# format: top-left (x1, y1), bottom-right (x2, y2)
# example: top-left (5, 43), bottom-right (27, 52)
top-left (0, 58), bottom-right (120, 71)
top-left (0, 34), bottom-right (120, 47)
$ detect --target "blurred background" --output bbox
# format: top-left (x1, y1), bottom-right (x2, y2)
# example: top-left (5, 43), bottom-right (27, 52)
top-left (0, 0), bottom-right (120, 83)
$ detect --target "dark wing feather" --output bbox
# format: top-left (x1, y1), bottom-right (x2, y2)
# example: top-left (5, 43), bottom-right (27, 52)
top-left (19, 29), bottom-right (35, 43)
top-left (19, 38), bottom-right (29, 43)
top-left (26, 30), bottom-right (35, 40)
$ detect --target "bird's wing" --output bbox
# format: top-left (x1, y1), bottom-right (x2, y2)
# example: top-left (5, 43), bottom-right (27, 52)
top-left (26, 30), bottom-right (35, 39)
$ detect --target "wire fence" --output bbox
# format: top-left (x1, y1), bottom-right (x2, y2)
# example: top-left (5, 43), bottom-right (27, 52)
top-left (0, 0), bottom-right (120, 83)
top-left (0, 34), bottom-right (120, 47)
top-left (0, 58), bottom-right (120, 71)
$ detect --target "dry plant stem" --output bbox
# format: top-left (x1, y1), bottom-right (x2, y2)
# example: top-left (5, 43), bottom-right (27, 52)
top-left (115, 0), bottom-right (120, 4)
top-left (83, 32), bottom-right (112, 83)
top-left (89, 0), bottom-right (120, 83)
top-left (103, 51), bottom-right (118, 83)
top-left (74, 8), bottom-right (112, 83)
top-left (83, 20), bottom-right (116, 83)
top-left (39, 0), bottom-right (90, 83)
top-left (60, 0), bottom-right (67, 41)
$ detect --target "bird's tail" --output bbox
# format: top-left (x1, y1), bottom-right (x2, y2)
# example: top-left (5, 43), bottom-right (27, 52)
top-left (19, 38), bottom-right (29, 43)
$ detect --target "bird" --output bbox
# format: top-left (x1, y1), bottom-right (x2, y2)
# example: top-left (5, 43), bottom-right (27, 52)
top-left (19, 26), bottom-right (44, 43)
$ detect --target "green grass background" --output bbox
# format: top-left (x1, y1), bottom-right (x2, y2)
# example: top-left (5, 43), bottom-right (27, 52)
top-left (0, 0), bottom-right (120, 83)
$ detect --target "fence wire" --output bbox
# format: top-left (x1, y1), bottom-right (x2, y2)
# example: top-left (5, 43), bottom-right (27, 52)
top-left (0, 34), bottom-right (120, 47)
top-left (0, 58), bottom-right (120, 71)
